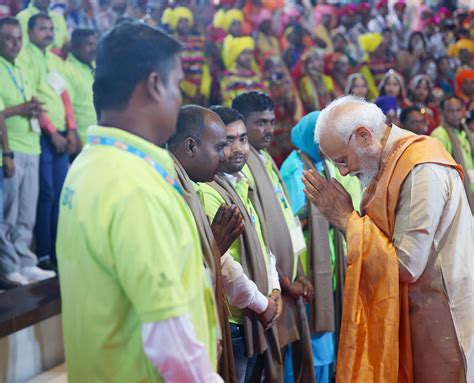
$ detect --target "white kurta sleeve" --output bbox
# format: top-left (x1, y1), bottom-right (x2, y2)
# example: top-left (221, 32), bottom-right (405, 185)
top-left (221, 252), bottom-right (269, 313)
top-left (141, 314), bottom-right (223, 383)
top-left (393, 164), bottom-right (449, 284)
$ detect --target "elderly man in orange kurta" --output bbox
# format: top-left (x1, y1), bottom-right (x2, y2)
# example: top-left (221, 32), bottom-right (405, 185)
top-left (302, 96), bottom-right (473, 383)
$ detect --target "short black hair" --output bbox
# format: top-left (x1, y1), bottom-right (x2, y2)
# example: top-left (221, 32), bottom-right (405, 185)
top-left (400, 106), bottom-right (422, 124)
top-left (93, 21), bottom-right (181, 115)
top-left (231, 91), bottom-right (274, 121)
top-left (440, 95), bottom-right (464, 110)
top-left (71, 28), bottom-right (95, 47)
top-left (168, 105), bottom-right (208, 151)
top-left (210, 106), bottom-right (243, 125)
top-left (28, 13), bottom-right (51, 31)
top-left (0, 16), bottom-right (20, 30)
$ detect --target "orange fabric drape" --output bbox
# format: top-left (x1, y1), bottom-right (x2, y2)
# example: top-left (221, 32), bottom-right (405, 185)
top-left (337, 135), bottom-right (463, 383)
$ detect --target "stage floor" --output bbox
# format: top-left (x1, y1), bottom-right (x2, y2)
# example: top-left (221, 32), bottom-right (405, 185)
top-left (27, 364), bottom-right (66, 383)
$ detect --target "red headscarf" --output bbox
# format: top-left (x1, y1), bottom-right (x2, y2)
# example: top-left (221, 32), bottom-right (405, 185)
top-left (456, 68), bottom-right (474, 96)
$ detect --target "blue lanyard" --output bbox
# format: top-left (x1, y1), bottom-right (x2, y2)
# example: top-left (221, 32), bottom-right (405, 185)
top-left (2, 62), bottom-right (26, 101)
top-left (88, 135), bottom-right (184, 196)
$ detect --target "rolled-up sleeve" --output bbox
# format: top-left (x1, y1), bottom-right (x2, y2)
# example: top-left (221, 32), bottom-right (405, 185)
top-left (221, 252), bottom-right (268, 313)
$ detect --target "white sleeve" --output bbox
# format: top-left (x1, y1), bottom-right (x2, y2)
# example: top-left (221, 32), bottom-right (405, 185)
top-left (393, 164), bottom-right (448, 284)
top-left (141, 314), bottom-right (223, 383)
top-left (269, 251), bottom-right (281, 291)
top-left (221, 252), bottom-right (269, 314)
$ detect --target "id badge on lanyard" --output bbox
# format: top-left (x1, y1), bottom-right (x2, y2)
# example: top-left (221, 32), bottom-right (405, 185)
top-left (47, 71), bottom-right (66, 95)
top-left (290, 217), bottom-right (306, 256)
top-left (3, 63), bottom-right (40, 134)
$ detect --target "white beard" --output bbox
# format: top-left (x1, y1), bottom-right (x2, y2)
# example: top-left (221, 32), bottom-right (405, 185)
top-left (353, 145), bottom-right (380, 188)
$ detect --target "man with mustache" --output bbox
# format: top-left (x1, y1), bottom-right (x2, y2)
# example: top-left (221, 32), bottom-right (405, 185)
top-left (0, 17), bottom-right (54, 286)
top-left (303, 95), bottom-right (474, 383)
top-left (197, 105), bottom-right (283, 382)
top-left (16, 0), bottom-right (68, 50)
top-left (167, 105), bottom-right (277, 381)
top-left (18, 13), bottom-right (78, 271)
top-left (233, 91), bottom-right (315, 383)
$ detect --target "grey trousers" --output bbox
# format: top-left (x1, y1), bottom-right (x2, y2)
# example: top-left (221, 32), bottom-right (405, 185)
top-left (0, 153), bottom-right (39, 274)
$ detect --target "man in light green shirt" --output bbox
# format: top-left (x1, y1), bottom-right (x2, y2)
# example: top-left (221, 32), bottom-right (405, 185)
top-left (57, 22), bottom-right (221, 382)
top-left (16, 0), bottom-right (68, 50)
top-left (199, 106), bottom-right (283, 382)
top-left (64, 28), bottom-right (96, 145)
top-left (232, 91), bottom-right (315, 382)
top-left (0, 17), bottom-right (55, 286)
top-left (18, 13), bottom-right (79, 269)
top-left (432, 96), bottom-right (474, 210)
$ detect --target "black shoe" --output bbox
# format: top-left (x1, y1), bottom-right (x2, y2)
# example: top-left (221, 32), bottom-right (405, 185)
top-left (0, 274), bottom-right (21, 290)
top-left (37, 260), bottom-right (58, 273)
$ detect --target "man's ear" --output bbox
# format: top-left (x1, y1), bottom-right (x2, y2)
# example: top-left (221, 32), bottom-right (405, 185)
top-left (354, 126), bottom-right (373, 146)
top-left (147, 71), bottom-right (164, 103)
top-left (184, 137), bottom-right (197, 157)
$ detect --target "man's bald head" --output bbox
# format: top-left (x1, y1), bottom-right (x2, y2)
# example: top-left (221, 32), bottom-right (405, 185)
top-left (315, 96), bottom-right (387, 186)
top-left (168, 105), bottom-right (228, 182)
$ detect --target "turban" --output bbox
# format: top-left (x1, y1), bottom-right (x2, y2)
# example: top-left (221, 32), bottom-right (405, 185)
top-left (222, 9), bottom-right (244, 32)
top-left (251, 8), bottom-right (272, 28)
top-left (448, 39), bottom-right (474, 57)
top-left (456, 69), bottom-right (474, 91)
top-left (358, 33), bottom-right (383, 53)
top-left (357, 2), bottom-right (371, 12)
top-left (222, 35), bottom-right (255, 70)
top-left (393, 0), bottom-right (406, 8)
top-left (313, 4), bottom-right (336, 25)
top-left (212, 8), bottom-right (225, 29)
top-left (376, 0), bottom-right (388, 9)
top-left (337, 4), bottom-right (356, 17)
top-left (161, 7), bottom-right (172, 25)
top-left (166, 7), bottom-right (193, 30)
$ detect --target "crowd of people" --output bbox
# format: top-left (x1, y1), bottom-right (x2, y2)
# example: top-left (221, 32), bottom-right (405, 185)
top-left (0, 0), bottom-right (472, 382)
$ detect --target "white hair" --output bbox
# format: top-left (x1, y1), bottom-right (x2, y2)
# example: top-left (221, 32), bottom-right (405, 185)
top-left (314, 95), bottom-right (387, 145)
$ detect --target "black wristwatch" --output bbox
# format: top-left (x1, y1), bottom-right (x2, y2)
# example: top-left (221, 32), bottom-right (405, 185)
top-left (2, 152), bottom-right (14, 159)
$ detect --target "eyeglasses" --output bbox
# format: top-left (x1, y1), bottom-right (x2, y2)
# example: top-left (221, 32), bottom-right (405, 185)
top-left (331, 132), bottom-right (355, 168)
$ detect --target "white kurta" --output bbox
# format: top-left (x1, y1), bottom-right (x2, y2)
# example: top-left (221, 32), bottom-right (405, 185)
top-left (383, 126), bottom-right (474, 382)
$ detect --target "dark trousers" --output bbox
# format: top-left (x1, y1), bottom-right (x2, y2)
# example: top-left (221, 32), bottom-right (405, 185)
top-left (231, 323), bottom-right (259, 383)
top-left (35, 133), bottom-right (69, 263)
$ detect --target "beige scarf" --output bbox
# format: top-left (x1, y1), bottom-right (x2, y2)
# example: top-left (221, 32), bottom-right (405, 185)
top-left (209, 174), bottom-right (283, 383)
top-left (299, 152), bottom-right (338, 334)
top-left (246, 148), bottom-right (315, 383)
top-left (172, 157), bottom-right (237, 383)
